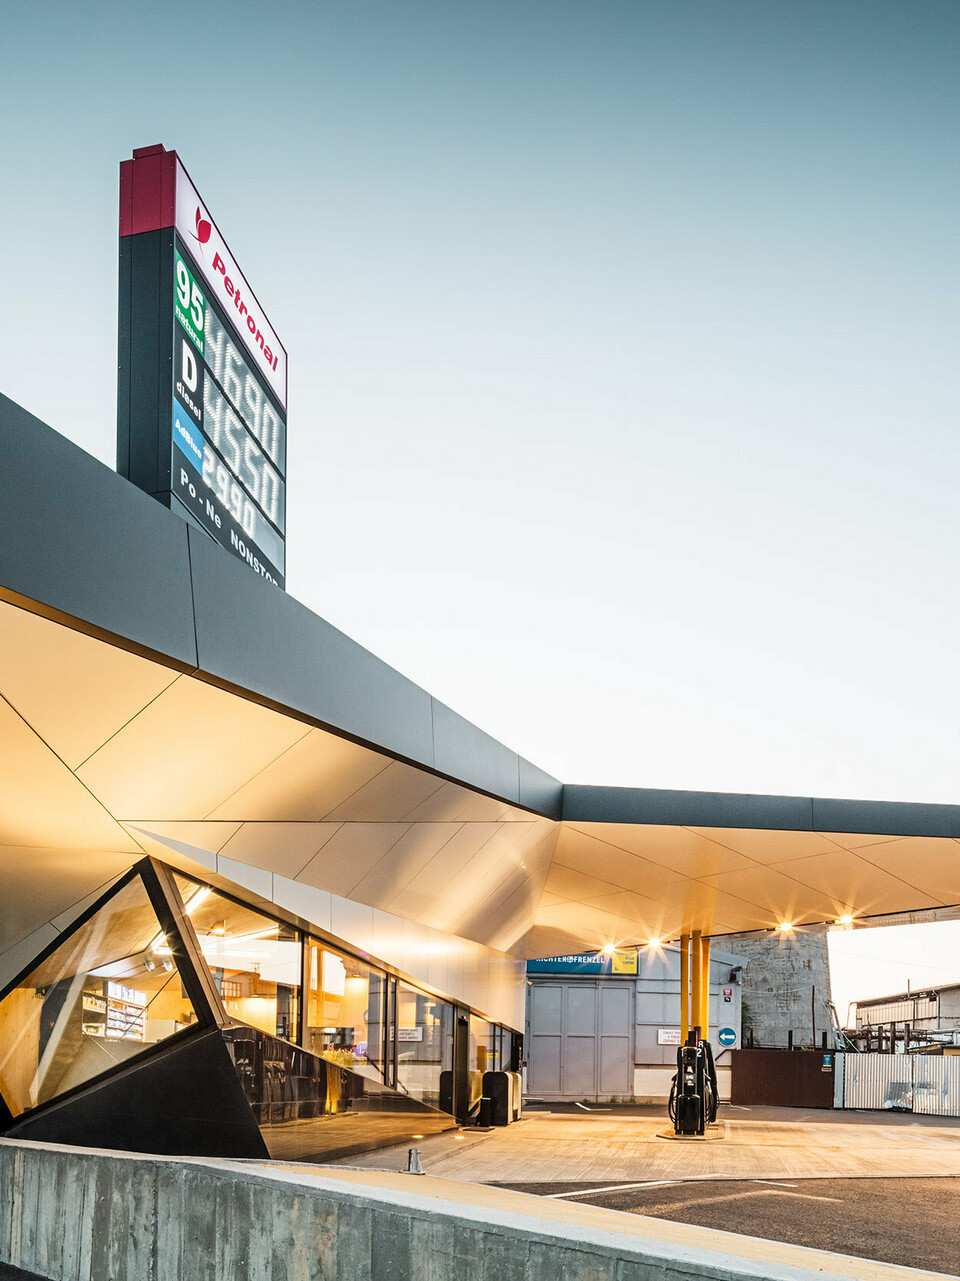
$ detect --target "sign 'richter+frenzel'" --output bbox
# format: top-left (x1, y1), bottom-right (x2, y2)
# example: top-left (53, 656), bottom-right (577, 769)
top-left (117, 145), bottom-right (288, 587)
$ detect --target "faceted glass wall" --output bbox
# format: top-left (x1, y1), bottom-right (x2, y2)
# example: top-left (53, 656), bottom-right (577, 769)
top-left (180, 883), bottom-right (300, 1041)
top-left (0, 875), bottom-right (198, 1116)
top-left (0, 859), bottom-right (519, 1152)
top-left (304, 938), bottom-right (388, 1081)
top-left (395, 981), bottom-right (454, 1110)
top-left (467, 1014), bottom-right (497, 1110)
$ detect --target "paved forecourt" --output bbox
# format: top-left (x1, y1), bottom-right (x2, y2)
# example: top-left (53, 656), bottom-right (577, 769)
top-left (334, 1104), bottom-right (960, 1184)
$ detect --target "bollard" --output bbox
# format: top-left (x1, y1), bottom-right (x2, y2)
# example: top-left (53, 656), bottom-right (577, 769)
top-left (406, 1147), bottom-right (425, 1175)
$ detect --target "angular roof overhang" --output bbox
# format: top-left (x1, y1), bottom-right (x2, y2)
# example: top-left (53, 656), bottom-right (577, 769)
top-left (3, 391), bottom-right (960, 962)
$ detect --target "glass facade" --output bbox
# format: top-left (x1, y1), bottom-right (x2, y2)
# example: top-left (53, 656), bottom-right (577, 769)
top-left (181, 883), bottom-right (301, 1042)
top-left (467, 1014), bottom-right (495, 1110)
top-left (304, 939), bottom-right (387, 1081)
top-left (469, 1014), bottom-right (495, 1073)
top-left (0, 862), bottom-right (516, 1136)
top-left (0, 875), bottom-right (198, 1116)
top-left (395, 982), bottom-right (454, 1109)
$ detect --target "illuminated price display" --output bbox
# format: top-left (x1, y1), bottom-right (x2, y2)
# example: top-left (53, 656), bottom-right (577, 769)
top-left (118, 147), bottom-right (290, 589)
top-left (205, 309), bottom-right (285, 471)
top-left (170, 243), bottom-right (287, 584)
top-left (203, 380), bottom-right (284, 530)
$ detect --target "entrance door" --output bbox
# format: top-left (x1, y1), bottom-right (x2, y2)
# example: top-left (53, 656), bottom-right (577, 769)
top-left (527, 980), bottom-right (633, 1101)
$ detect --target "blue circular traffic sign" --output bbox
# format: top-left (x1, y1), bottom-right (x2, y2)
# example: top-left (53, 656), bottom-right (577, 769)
top-left (717, 1026), bottom-right (737, 1047)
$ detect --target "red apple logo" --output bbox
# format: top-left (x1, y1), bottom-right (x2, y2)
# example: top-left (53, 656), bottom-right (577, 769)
top-left (195, 207), bottom-right (211, 244)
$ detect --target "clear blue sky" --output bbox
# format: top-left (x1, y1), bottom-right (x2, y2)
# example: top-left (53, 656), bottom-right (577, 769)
top-left (2, 1), bottom-right (959, 808)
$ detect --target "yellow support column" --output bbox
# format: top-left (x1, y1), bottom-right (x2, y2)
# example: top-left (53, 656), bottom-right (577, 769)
top-left (691, 931), bottom-right (702, 1039)
top-left (679, 933), bottom-right (690, 1044)
top-left (700, 936), bottom-right (711, 1040)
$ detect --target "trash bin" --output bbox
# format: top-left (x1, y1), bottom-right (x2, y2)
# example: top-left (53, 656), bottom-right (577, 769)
top-left (482, 1071), bottom-right (515, 1126)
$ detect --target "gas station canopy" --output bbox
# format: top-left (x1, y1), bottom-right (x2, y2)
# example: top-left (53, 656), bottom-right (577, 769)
top-left (3, 392), bottom-right (960, 966)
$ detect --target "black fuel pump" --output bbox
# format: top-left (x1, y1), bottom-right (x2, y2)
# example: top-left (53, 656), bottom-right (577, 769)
top-left (668, 1033), bottom-right (719, 1135)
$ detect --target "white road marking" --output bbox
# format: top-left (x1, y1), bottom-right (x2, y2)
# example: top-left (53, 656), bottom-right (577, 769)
top-left (549, 1180), bottom-right (684, 1199)
top-left (549, 1181), bottom-right (840, 1204)
top-left (573, 1101), bottom-right (612, 1111)
top-left (636, 1189), bottom-right (844, 1212)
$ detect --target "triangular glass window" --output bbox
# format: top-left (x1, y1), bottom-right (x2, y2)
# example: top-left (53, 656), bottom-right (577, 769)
top-left (0, 873), bottom-right (201, 1116)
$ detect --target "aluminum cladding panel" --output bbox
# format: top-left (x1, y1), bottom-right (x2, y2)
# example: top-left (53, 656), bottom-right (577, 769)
top-left (0, 395), bottom-right (197, 667)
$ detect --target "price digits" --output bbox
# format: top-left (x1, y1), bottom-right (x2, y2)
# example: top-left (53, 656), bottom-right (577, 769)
top-left (205, 308), bottom-right (284, 470)
top-left (204, 380), bottom-right (284, 530)
top-left (171, 244), bottom-right (286, 578)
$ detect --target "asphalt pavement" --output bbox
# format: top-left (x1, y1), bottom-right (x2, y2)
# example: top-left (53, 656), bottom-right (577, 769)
top-left (496, 1176), bottom-right (960, 1276)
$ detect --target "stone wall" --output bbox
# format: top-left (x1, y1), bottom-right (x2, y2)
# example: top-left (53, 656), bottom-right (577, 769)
top-left (725, 930), bottom-right (834, 1049)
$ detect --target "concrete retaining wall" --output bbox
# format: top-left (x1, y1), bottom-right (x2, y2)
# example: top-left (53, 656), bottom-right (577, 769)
top-left (0, 1138), bottom-right (879, 1280)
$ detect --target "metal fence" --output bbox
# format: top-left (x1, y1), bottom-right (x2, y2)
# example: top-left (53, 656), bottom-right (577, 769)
top-left (835, 1052), bottom-right (960, 1115)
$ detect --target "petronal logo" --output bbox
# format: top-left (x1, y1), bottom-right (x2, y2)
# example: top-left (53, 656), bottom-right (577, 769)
top-left (193, 206), bottom-right (212, 245)
top-left (173, 156), bottom-right (287, 407)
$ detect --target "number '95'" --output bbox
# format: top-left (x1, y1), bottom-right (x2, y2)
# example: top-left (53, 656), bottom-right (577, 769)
top-left (176, 260), bottom-right (204, 333)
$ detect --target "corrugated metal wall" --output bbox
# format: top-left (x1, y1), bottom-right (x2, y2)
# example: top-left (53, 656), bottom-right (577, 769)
top-left (836, 1053), bottom-right (960, 1115)
top-left (913, 1058), bottom-right (960, 1115)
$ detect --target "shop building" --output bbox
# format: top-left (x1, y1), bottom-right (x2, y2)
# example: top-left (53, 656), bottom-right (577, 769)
top-left (0, 856), bottom-right (517, 1159)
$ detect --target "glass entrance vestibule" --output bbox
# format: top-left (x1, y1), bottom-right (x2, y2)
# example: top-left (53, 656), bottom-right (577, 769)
top-left (0, 858), bottom-right (521, 1162)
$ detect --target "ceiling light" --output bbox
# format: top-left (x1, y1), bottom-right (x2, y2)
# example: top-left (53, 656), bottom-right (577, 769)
top-left (197, 941), bottom-right (274, 960)
top-left (647, 937), bottom-right (663, 949)
top-left (600, 944), bottom-right (616, 957)
top-left (235, 925), bottom-right (280, 940)
top-left (777, 922), bottom-right (794, 933)
top-left (835, 914), bottom-right (854, 926)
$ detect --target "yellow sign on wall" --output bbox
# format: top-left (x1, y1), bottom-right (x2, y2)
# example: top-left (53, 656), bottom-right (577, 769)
top-left (610, 949), bottom-right (638, 975)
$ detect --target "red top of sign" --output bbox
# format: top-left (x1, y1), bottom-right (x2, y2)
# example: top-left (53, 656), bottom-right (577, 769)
top-left (119, 146), bottom-right (178, 236)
